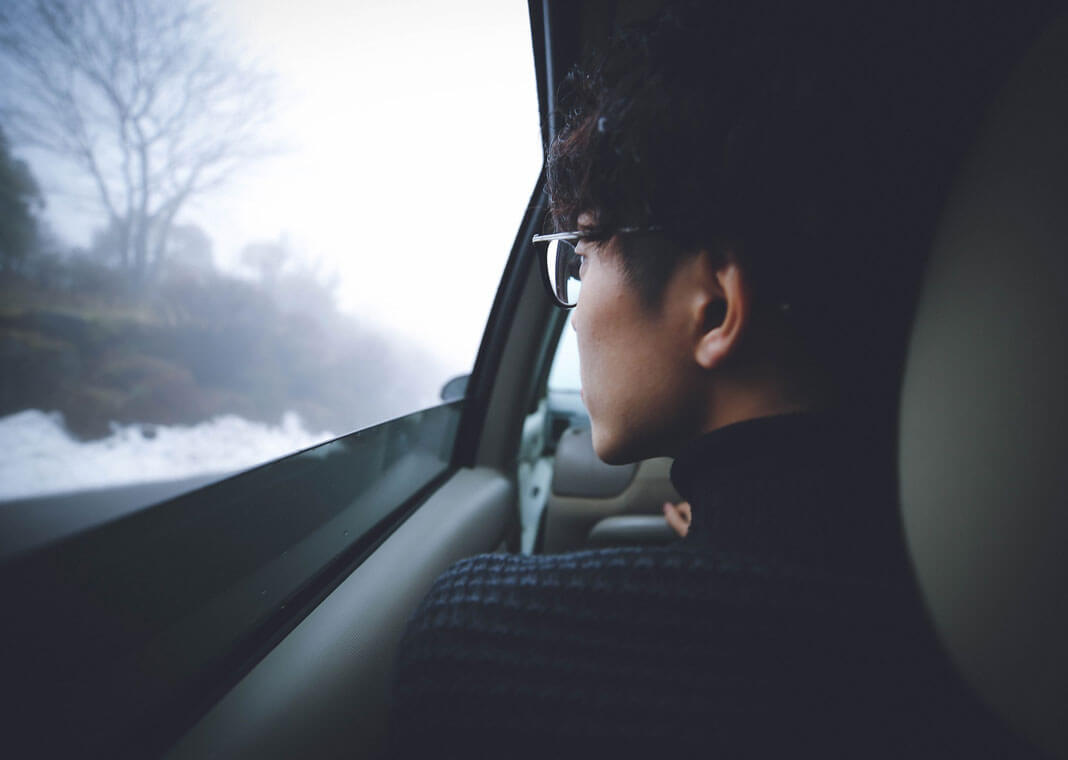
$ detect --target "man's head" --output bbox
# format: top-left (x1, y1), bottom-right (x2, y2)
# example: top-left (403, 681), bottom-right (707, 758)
top-left (544, 3), bottom-right (1028, 462)
top-left (565, 216), bottom-right (814, 464)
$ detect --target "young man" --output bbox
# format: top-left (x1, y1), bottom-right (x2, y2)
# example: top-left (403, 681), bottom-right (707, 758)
top-left (390, 4), bottom-right (1048, 756)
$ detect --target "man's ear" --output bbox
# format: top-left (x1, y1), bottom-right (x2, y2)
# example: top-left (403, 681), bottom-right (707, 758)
top-left (693, 250), bottom-right (750, 370)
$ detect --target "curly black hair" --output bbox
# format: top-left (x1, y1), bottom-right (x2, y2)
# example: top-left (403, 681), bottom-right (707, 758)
top-left (546, 1), bottom-right (1049, 409)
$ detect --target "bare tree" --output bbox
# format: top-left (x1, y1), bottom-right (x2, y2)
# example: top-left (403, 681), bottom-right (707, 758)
top-left (0, 125), bottom-right (44, 272)
top-left (0, 0), bottom-right (274, 284)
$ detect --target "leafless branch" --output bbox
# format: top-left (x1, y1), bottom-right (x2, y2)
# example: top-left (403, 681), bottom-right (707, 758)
top-left (0, 0), bottom-right (276, 281)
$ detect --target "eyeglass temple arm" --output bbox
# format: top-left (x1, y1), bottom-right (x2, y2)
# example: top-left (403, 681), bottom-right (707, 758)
top-left (531, 231), bottom-right (583, 243)
top-left (531, 226), bottom-right (659, 244)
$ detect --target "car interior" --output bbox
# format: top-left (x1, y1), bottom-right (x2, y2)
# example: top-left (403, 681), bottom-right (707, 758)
top-left (2, 1), bottom-right (1066, 758)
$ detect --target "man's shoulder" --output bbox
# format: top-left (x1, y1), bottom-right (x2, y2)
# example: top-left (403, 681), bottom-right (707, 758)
top-left (403, 545), bottom-right (897, 645)
top-left (391, 546), bottom-right (939, 756)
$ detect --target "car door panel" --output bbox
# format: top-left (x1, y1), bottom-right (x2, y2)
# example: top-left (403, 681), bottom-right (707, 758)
top-left (167, 467), bottom-right (513, 759)
top-left (1, 402), bottom-right (472, 758)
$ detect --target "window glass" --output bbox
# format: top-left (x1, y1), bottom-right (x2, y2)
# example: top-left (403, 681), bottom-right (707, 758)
top-left (1, 401), bottom-right (462, 755)
top-left (548, 314), bottom-right (582, 392)
top-left (546, 314), bottom-right (587, 436)
top-left (516, 317), bottom-right (587, 553)
top-left (0, 0), bottom-right (541, 502)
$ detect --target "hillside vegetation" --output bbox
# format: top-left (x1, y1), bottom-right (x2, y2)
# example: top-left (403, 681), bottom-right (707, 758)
top-left (0, 258), bottom-right (438, 440)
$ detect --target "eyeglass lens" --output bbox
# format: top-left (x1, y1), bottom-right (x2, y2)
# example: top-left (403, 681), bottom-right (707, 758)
top-left (545, 239), bottom-right (582, 306)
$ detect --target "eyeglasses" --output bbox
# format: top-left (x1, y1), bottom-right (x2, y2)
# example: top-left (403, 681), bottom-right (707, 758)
top-left (531, 227), bottom-right (659, 308)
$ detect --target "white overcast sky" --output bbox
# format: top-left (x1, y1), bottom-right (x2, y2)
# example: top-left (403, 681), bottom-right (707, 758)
top-left (35, 0), bottom-right (543, 381)
top-left (205, 0), bottom-right (543, 374)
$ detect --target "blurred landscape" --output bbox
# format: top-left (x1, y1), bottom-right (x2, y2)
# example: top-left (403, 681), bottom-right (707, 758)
top-left (0, 230), bottom-right (437, 442)
top-left (0, 0), bottom-right (447, 453)
top-left (0, 0), bottom-right (540, 499)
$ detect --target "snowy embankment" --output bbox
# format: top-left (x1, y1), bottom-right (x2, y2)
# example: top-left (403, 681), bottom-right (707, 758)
top-left (0, 409), bottom-right (336, 501)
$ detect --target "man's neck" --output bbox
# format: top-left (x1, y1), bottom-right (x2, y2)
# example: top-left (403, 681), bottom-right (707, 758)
top-left (701, 367), bottom-right (817, 433)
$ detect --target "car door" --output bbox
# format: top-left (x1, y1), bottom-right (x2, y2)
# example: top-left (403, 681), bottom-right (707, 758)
top-left (0, 1), bottom-right (574, 757)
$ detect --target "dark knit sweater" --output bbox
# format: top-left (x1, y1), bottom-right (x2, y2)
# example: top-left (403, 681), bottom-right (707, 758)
top-left (390, 414), bottom-right (1034, 758)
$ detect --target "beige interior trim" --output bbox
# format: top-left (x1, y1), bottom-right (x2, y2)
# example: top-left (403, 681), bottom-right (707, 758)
top-left (586, 514), bottom-right (677, 547)
top-left (542, 456), bottom-right (679, 553)
top-left (474, 259), bottom-right (558, 472)
top-left (166, 468), bottom-right (513, 760)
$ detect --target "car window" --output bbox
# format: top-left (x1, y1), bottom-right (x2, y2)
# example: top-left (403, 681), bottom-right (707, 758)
top-left (546, 313), bottom-right (588, 433)
top-left (548, 314), bottom-right (582, 392)
top-left (0, 3), bottom-right (542, 754)
top-left (0, 0), bottom-right (541, 504)
top-left (515, 315), bottom-right (588, 553)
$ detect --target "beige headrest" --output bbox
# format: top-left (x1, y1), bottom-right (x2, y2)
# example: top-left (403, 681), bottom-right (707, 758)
top-left (900, 14), bottom-right (1068, 758)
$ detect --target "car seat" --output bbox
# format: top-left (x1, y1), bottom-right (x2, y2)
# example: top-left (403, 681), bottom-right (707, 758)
top-left (899, 13), bottom-right (1068, 758)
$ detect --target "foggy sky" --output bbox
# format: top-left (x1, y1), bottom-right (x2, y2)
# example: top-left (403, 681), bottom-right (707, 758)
top-left (30, 0), bottom-right (543, 382)
top-left (203, 0), bottom-right (543, 376)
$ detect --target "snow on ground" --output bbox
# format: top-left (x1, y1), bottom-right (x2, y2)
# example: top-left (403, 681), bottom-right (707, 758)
top-left (0, 409), bottom-right (336, 501)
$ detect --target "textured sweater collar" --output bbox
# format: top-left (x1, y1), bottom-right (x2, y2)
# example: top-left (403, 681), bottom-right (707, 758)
top-left (669, 412), bottom-right (909, 580)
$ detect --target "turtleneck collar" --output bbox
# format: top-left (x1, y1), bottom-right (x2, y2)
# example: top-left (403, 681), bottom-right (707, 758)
top-left (669, 412), bottom-right (910, 582)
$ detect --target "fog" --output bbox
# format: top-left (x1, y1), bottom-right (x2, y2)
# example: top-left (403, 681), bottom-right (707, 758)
top-left (0, 0), bottom-right (542, 499)
top-left (35, 0), bottom-right (543, 372)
